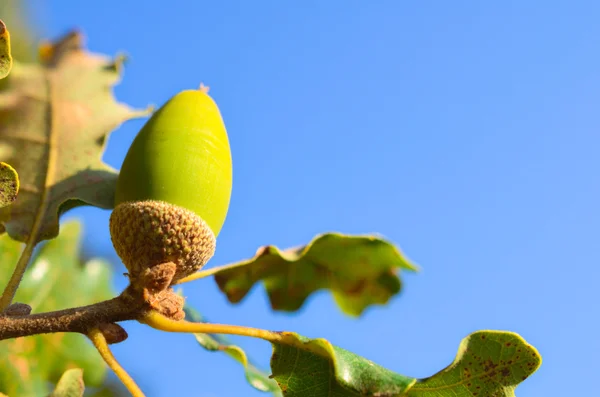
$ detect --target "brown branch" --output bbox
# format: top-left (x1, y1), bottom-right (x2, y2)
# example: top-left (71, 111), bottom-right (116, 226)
top-left (0, 289), bottom-right (146, 340)
top-left (0, 266), bottom-right (193, 341)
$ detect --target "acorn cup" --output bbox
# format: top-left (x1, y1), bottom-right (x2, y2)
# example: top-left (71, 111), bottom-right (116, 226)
top-left (110, 201), bottom-right (216, 285)
top-left (110, 86), bottom-right (232, 318)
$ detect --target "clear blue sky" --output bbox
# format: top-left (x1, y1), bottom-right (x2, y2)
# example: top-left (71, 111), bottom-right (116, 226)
top-left (33, 1), bottom-right (599, 396)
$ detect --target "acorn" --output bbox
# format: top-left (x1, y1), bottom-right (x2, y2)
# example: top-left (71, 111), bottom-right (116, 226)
top-left (110, 86), bottom-right (232, 287)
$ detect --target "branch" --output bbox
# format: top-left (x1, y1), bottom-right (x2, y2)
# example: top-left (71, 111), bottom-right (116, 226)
top-left (0, 291), bottom-right (144, 340)
top-left (0, 280), bottom-right (304, 397)
top-left (0, 285), bottom-right (315, 397)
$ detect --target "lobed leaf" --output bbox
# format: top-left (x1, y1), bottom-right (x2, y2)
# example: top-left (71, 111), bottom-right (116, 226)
top-left (268, 331), bottom-right (540, 397)
top-left (0, 221), bottom-right (115, 396)
top-left (0, 31), bottom-right (150, 243)
top-left (0, 19), bottom-right (12, 79)
top-left (50, 368), bottom-right (85, 397)
top-left (0, 162), bottom-right (18, 208)
top-left (214, 233), bottom-right (418, 316)
top-left (183, 305), bottom-right (282, 395)
top-left (407, 331), bottom-right (541, 397)
top-left (270, 332), bottom-right (416, 396)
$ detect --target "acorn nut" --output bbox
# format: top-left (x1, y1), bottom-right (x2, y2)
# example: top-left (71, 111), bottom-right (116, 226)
top-left (110, 86), bottom-right (232, 286)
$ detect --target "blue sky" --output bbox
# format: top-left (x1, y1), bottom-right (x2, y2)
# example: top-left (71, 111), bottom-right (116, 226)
top-left (29, 1), bottom-right (600, 396)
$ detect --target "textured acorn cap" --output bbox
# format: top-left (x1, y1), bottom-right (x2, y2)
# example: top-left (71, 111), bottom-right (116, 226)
top-left (110, 200), bottom-right (216, 283)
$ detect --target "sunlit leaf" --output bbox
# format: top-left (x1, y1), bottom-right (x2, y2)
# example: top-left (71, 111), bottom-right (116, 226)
top-left (407, 331), bottom-right (541, 397)
top-left (214, 233), bottom-right (417, 316)
top-left (0, 221), bottom-right (115, 396)
top-left (184, 306), bottom-right (282, 395)
top-left (50, 368), bottom-right (84, 397)
top-left (0, 162), bottom-right (18, 208)
top-left (270, 332), bottom-right (416, 396)
top-left (268, 331), bottom-right (541, 397)
top-left (0, 20), bottom-right (12, 79)
top-left (0, 31), bottom-right (150, 243)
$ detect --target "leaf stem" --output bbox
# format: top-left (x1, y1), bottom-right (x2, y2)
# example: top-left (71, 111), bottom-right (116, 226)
top-left (140, 311), bottom-right (308, 352)
top-left (174, 261), bottom-right (245, 284)
top-left (0, 240), bottom-right (35, 311)
top-left (88, 327), bottom-right (145, 397)
top-left (141, 310), bottom-right (278, 339)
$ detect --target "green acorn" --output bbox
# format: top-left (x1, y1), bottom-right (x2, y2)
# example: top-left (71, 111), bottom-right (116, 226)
top-left (110, 86), bottom-right (232, 285)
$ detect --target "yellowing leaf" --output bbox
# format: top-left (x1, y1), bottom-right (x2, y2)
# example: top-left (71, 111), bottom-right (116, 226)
top-left (50, 368), bottom-right (85, 397)
top-left (0, 31), bottom-right (150, 243)
top-left (213, 233), bottom-right (418, 316)
top-left (0, 19), bottom-right (12, 79)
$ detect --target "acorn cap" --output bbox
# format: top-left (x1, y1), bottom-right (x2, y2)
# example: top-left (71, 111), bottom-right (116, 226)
top-left (110, 200), bottom-right (216, 283)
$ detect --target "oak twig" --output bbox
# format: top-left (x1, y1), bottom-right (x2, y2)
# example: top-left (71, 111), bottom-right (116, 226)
top-left (0, 286), bottom-right (294, 397)
top-left (0, 289), bottom-right (144, 340)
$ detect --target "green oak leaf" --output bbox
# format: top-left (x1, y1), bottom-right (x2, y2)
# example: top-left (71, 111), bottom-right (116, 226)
top-left (407, 331), bottom-right (541, 397)
top-left (270, 332), bottom-right (416, 396)
top-left (0, 20), bottom-right (12, 79)
top-left (0, 221), bottom-right (115, 396)
top-left (50, 368), bottom-right (85, 397)
top-left (269, 331), bottom-right (540, 397)
top-left (183, 305), bottom-right (282, 395)
top-left (0, 31), bottom-right (150, 243)
top-left (0, 162), bottom-right (18, 208)
top-left (213, 233), bottom-right (417, 316)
